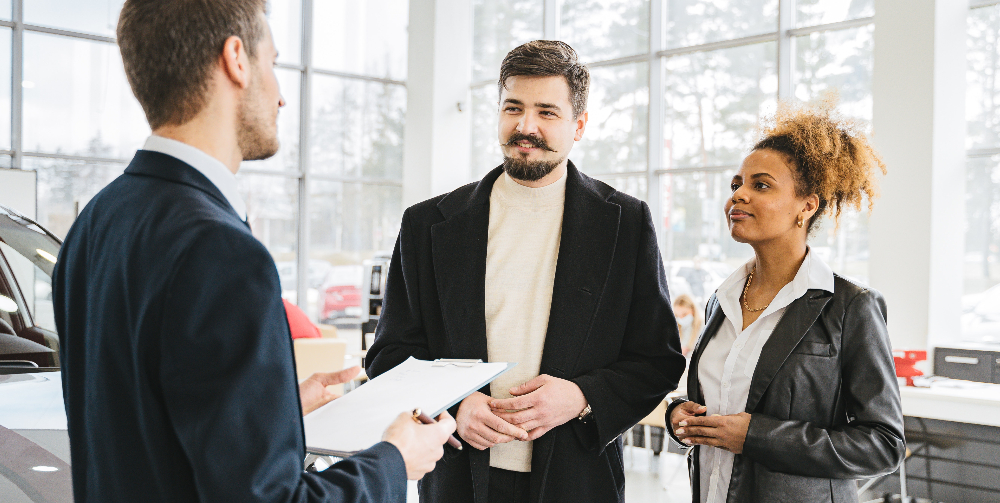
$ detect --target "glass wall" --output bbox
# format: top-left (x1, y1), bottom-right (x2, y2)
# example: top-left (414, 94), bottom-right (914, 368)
top-left (4, 0), bottom-right (407, 323)
top-left (471, 0), bottom-right (874, 310)
top-left (963, 2), bottom-right (1000, 344)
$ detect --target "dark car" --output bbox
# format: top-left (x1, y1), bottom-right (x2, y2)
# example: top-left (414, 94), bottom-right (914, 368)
top-left (0, 204), bottom-right (72, 502)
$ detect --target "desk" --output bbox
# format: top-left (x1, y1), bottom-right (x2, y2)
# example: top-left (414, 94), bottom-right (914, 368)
top-left (900, 383), bottom-right (1000, 427)
top-left (892, 382), bottom-right (1000, 502)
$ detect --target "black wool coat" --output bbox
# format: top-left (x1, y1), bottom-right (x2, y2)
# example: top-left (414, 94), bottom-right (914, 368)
top-left (367, 162), bottom-right (687, 503)
top-left (667, 276), bottom-right (906, 503)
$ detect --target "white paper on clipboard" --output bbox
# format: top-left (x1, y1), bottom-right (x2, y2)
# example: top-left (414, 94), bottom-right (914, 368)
top-left (304, 357), bottom-right (515, 457)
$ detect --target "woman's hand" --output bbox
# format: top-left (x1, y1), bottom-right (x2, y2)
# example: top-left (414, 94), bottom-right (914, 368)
top-left (676, 412), bottom-right (751, 454)
top-left (669, 401), bottom-right (707, 437)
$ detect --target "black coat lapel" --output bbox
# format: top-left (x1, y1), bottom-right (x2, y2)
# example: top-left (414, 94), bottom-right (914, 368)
top-left (688, 294), bottom-right (725, 405)
top-left (430, 168), bottom-right (503, 363)
top-left (744, 290), bottom-right (832, 412)
top-left (539, 162), bottom-right (621, 377)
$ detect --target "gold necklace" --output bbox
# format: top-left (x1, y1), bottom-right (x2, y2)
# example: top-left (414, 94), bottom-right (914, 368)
top-left (742, 266), bottom-right (769, 312)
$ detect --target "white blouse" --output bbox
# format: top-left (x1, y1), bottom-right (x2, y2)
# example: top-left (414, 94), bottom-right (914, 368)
top-left (696, 250), bottom-right (834, 503)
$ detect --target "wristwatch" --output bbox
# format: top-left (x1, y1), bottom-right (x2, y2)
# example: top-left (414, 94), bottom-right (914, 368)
top-left (577, 403), bottom-right (592, 422)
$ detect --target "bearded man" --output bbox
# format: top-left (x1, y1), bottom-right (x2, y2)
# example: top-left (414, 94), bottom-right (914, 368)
top-left (52, 1), bottom-right (455, 501)
top-left (366, 40), bottom-right (686, 503)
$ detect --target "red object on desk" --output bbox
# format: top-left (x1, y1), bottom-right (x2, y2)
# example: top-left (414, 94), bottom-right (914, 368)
top-left (893, 349), bottom-right (927, 387)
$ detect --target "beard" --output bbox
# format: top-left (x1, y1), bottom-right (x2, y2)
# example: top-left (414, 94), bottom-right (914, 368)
top-left (502, 155), bottom-right (562, 182)
top-left (501, 132), bottom-right (561, 182)
top-left (237, 72), bottom-right (280, 161)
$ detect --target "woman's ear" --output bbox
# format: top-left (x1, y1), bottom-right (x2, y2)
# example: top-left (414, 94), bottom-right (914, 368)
top-left (802, 193), bottom-right (820, 222)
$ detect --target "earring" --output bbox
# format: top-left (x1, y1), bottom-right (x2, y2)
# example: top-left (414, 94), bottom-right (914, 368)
top-left (797, 216), bottom-right (804, 228)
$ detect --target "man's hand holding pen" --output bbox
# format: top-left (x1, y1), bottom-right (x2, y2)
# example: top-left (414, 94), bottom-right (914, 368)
top-left (383, 411), bottom-right (457, 480)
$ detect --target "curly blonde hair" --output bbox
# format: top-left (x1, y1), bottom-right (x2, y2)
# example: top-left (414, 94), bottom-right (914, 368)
top-left (752, 95), bottom-right (887, 233)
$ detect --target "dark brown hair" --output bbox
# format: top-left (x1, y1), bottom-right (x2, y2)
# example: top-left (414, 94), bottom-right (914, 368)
top-left (498, 40), bottom-right (590, 118)
top-left (117, 0), bottom-right (267, 129)
top-left (752, 95), bottom-right (886, 233)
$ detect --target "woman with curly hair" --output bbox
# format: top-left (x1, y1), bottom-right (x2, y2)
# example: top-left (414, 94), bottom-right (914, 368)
top-left (665, 99), bottom-right (905, 503)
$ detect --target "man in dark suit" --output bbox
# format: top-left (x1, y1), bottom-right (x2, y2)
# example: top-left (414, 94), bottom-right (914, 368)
top-left (52, 1), bottom-right (454, 501)
top-left (366, 40), bottom-right (687, 503)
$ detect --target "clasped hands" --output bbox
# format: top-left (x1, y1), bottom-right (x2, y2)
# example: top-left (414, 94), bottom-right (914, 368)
top-left (669, 401), bottom-right (750, 454)
top-left (456, 374), bottom-right (587, 450)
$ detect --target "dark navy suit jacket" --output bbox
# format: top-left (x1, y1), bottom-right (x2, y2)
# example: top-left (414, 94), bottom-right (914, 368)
top-left (53, 150), bottom-right (406, 502)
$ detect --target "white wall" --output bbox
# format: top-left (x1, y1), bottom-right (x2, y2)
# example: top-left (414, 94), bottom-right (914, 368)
top-left (403, 0), bottom-right (473, 207)
top-left (870, 0), bottom-right (969, 351)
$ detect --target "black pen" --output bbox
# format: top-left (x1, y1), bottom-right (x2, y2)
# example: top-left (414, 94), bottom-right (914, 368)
top-left (412, 408), bottom-right (462, 450)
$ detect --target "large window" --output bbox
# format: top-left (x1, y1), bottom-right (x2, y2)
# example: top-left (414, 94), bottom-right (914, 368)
top-left (963, 1), bottom-right (1000, 344)
top-left (471, 0), bottom-right (874, 310)
top-left (8, 0), bottom-right (408, 322)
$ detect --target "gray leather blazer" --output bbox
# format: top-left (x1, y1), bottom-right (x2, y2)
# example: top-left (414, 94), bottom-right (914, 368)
top-left (666, 274), bottom-right (905, 503)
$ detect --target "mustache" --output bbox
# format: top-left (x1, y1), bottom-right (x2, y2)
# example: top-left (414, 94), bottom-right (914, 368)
top-left (504, 133), bottom-right (556, 152)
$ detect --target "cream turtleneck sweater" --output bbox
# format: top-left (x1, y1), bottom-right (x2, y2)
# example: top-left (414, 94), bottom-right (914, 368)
top-left (486, 170), bottom-right (567, 472)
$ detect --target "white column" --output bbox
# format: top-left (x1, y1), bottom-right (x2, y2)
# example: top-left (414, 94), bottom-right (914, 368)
top-left (870, 0), bottom-right (968, 350)
top-left (403, 0), bottom-right (473, 207)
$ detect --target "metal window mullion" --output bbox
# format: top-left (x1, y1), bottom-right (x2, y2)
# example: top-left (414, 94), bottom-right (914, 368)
top-left (23, 151), bottom-right (130, 164)
top-left (544, 0), bottom-right (557, 39)
top-left (11, 0), bottom-right (22, 169)
top-left (647, 0), bottom-right (663, 251)
top-left (968, 148), bottom-right (1000, 158)
top-left (654, 165), bottom-right (738, 175)
top-left (971, 0), bottom-right (1000, 8)
top-left (310, 174), bottom-right (404, 186)
top-left (591, 170), bottom-right (653, 179)
top-left (296, 0), bottom-right (313, 312)
top-left (785, 16), bottom-right (873, 37)
top-left (777, 0), bottom-right (794, 100)
top-left (656, 32), bottom-right (778, 58)
top-left (275, 62), bottom-right (305, 72)
top-left (312, 67), bottom-right (405, 86)
top-left (586, 52), bottom-right (652, 69)
top-left (236, 167), bottom-right (303, 177)
top-left (23, 24), bottom-right (115, 44)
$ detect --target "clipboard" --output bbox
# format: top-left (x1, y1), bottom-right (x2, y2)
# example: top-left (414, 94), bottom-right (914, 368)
top-left (304, 357), bottom-right (516, 457)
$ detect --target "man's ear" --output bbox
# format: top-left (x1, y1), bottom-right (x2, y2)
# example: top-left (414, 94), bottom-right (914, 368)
top-left (219, 36), bottom-right (251, 89)
top-left (574, 111), bottom-right (588, 141)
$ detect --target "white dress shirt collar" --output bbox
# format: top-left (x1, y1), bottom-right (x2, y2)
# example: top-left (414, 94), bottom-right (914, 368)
top-left (716, 247), bottom-right (835, 327)
top-left (141, 135), bottom-right (247, 221)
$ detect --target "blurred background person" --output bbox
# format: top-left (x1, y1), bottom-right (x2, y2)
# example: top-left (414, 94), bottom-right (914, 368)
top-left (673, 294), bottom-right (703, 357)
